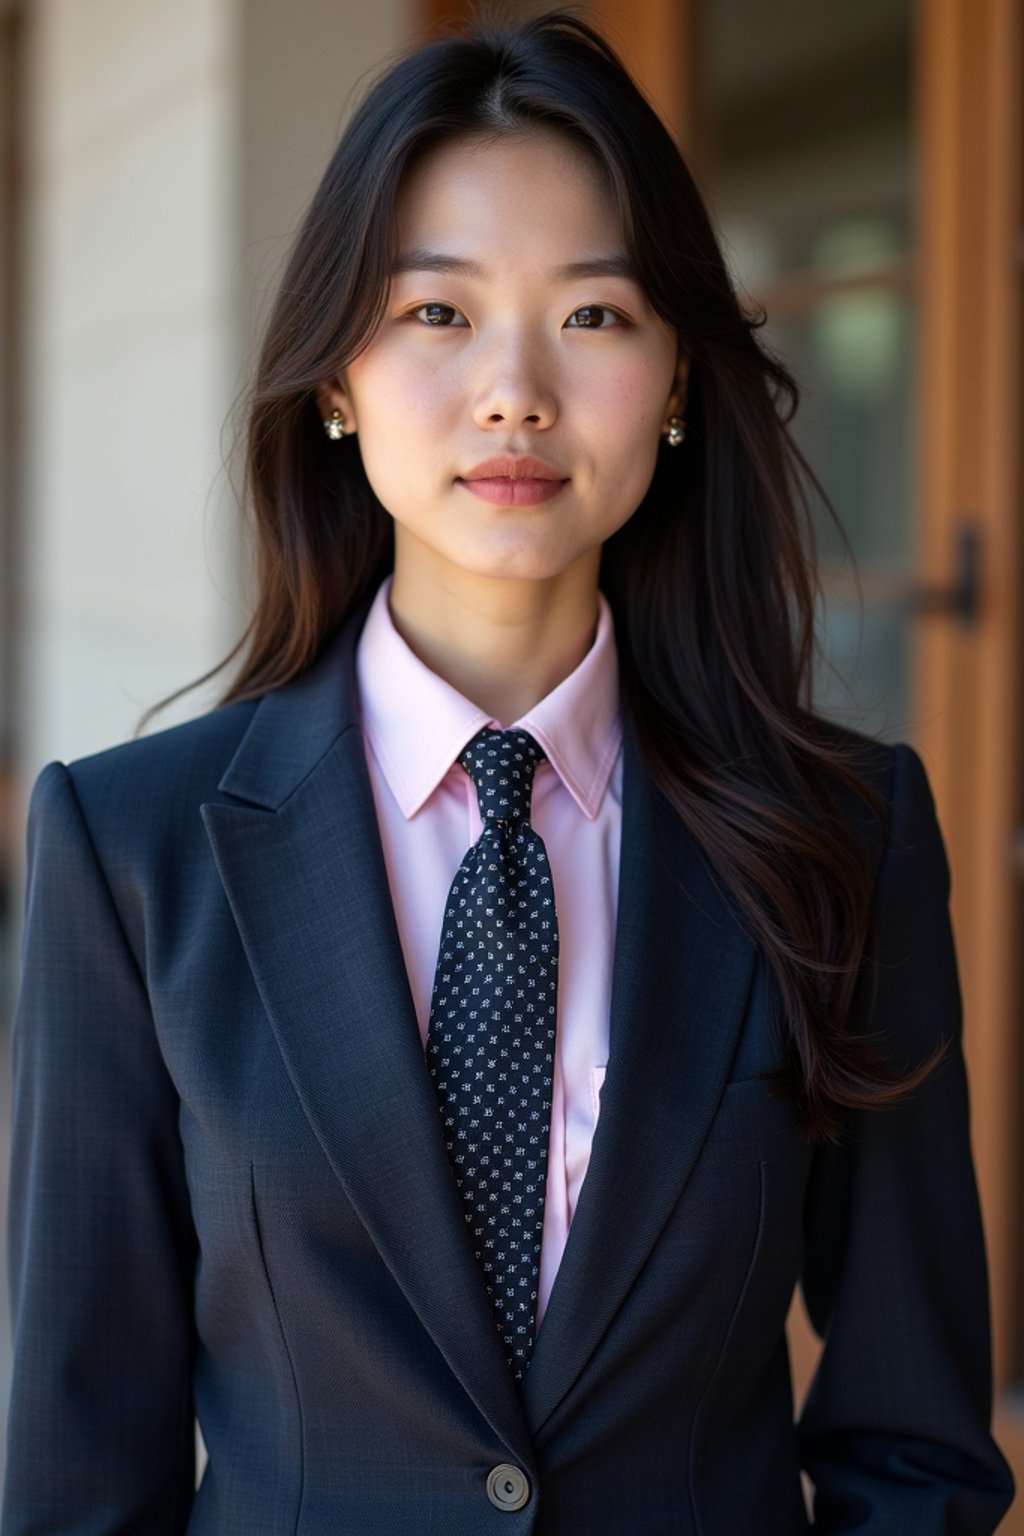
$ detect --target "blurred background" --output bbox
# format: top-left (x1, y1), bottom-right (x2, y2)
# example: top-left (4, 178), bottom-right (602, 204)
top-left (0, 0), bottom-right (1020, 1514)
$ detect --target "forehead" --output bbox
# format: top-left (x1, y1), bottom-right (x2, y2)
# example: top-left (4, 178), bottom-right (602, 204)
top-left (393, 132), bottom-right (623, 262)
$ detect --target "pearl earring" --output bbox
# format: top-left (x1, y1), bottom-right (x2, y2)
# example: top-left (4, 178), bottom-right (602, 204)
top-left (663, 416), bottom-right (686, 447)
top-left (323, 408), bottom-right (346, 441)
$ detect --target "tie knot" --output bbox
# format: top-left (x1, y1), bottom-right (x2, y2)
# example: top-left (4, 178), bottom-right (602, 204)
top-left (458, 726), bottom-right (547, 824)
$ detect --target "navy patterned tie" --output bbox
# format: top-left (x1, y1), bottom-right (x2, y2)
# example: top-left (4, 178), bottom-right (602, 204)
top-left (426, 725), bottom-right (559, 1381)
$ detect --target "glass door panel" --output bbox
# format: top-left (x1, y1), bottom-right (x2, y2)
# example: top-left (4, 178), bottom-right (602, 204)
top-left (700, 0), bottom-right (915, 739)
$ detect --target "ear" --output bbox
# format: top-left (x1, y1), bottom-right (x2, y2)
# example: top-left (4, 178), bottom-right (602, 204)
top-left (314, 374), bottom-right (358, 435)
top-left (665, 351), bottom-right (690, 421)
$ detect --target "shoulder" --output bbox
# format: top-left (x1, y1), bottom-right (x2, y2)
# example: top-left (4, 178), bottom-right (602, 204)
top-left (807, 717), bottom-right (936, 853)
top-left (808, 715), bottom-right (895, 792)
top-left (816, 721), bottom-right (956, 1006)
top-left (26, 697), bottom-right (261, 857)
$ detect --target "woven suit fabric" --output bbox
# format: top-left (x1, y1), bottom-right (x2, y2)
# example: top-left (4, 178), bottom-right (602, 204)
top-left (426, 724), bottom-right (559, 1380)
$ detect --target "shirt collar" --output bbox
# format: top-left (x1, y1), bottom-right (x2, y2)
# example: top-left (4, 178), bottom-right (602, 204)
top-left (355, 572), bottom-right (622, 821)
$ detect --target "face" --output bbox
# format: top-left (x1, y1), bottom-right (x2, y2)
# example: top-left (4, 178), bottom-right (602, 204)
top-left (317, 130), bottom-right (687, 594)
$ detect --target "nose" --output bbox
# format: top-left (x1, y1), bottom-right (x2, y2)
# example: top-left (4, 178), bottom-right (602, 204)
top-left (470, 337), bottom-right (558, 432)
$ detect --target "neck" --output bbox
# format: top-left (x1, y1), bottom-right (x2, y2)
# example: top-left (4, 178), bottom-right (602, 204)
top-left (387, 551), bottom-right (602, 726)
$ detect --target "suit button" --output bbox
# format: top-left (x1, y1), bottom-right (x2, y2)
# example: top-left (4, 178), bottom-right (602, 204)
top-left (486, 1463), bottom-right (530, 1511)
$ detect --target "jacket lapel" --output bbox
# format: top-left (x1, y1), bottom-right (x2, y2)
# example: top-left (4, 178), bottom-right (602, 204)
top-left (201, 594), bottom-right (759, 1454)
top-left (520, 706), bottom-right (759, 1438)
top-left (201, 596), bottom-right (531, 1461)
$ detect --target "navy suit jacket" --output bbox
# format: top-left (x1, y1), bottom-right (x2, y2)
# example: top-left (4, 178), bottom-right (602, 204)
top-left (3, 592), bottom-right (1015, 1533)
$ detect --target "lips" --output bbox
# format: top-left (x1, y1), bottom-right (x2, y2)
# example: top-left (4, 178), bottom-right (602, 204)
top-left (458, 477), bottom-right (567, 509)
top-left (456, 454), bottom-right (569, 506)
top-left (459, 454), bottom-right (567, 482)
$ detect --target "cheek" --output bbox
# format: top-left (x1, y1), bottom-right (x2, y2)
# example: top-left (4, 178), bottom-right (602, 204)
top-left (587, 353), bottom-right (672, 433)
top-left (355, 345), bottom-right (457, 428)
top-left (347, 355), bottom-right (455, 497)
top-left (579, 361), bottom-right (667, 483)
top-left (563, 344), bottom-right (672, 475)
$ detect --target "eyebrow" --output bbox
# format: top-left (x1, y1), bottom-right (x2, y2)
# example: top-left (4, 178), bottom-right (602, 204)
top-left (389, 247), bottom-right (641, 283)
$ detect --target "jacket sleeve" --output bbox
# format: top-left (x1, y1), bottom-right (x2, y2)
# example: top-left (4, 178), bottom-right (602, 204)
top-left (2, 761), bottom-right (198, 1531)
top-left (796, 742), bottom-right (1016, 1533)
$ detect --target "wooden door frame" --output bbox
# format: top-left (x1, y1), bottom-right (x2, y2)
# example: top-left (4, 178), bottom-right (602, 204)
top-left (914, 0), bottom-right (1023, 1509)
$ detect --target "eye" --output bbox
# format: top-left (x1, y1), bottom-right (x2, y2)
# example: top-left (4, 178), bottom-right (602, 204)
top-left (565, 304), bottom-right (624, 329)
top-left (410, 302), bottom-right (466, 327)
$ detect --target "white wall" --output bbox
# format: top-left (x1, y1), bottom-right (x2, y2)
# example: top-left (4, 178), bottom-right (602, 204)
top-left (17, 0), bottom-right (245, 776)
top-left (240, 0), bottom-right (419, 359)
top-left (15, 0), bottom-right (419, 779)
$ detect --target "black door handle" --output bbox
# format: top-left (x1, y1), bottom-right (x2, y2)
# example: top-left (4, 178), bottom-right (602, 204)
top-left (897, 520), bottom-right (981, 626)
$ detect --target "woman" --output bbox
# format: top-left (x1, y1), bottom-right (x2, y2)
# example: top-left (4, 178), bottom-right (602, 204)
top-left (3, 10), bottom-right (1015, 1533)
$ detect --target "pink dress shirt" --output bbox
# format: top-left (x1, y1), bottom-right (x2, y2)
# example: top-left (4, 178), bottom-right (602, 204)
top-left (354, 573), bottom-right (623, 1326)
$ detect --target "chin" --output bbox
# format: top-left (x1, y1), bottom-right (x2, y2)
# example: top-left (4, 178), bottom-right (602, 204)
top-left (458, 541), bottom-right (585, 581)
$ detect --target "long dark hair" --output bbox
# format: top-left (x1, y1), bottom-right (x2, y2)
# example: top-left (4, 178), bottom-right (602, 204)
top-left (138, 7), bottom-right (946, 1142)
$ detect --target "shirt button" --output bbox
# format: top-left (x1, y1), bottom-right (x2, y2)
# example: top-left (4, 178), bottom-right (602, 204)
top-left (486, 1463), bottom-right (531, 1511)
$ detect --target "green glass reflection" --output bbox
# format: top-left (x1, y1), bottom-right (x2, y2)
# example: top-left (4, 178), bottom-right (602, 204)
top-left (706, 0), bottom-right (914, 739)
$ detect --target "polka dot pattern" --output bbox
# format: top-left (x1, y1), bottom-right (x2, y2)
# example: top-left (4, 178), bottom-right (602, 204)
top-left (425, 725), bottom-right (559, 1382)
